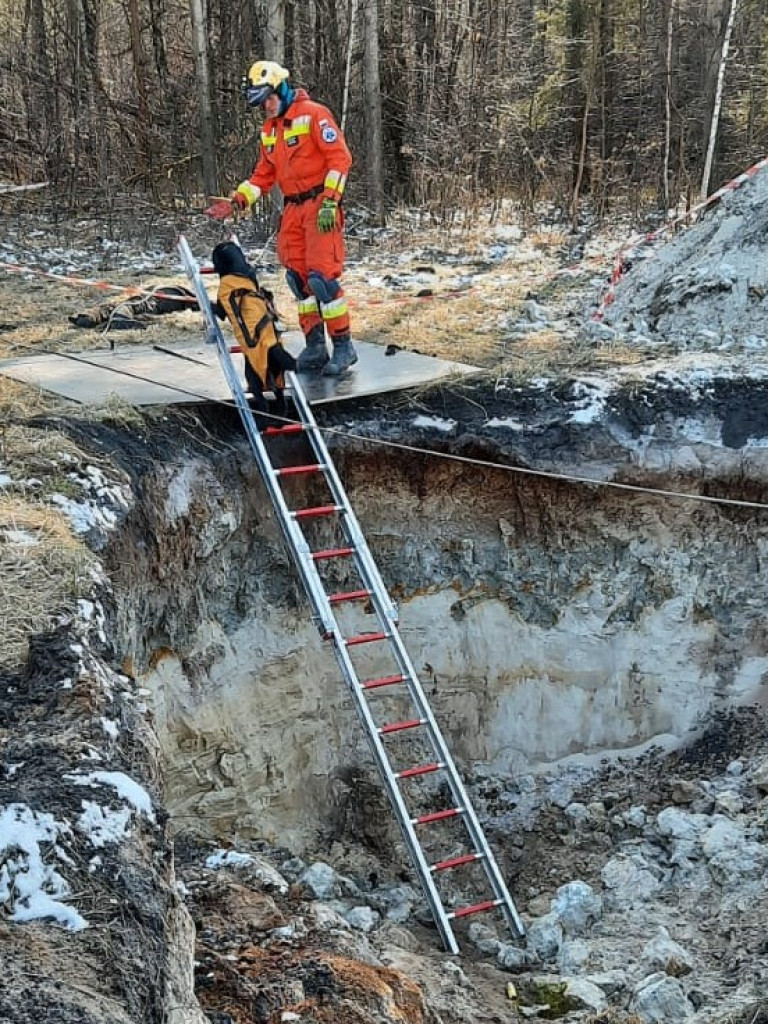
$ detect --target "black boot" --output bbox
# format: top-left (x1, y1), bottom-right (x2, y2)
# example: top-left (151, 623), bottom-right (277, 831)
top-left (323, 334), bottom-right (358, 376)
top-left (296, 324), bottom-right (329, 372)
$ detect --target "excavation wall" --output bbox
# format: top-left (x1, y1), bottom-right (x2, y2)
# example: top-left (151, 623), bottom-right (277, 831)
top-left (106, 396), bottom-right (768, 852)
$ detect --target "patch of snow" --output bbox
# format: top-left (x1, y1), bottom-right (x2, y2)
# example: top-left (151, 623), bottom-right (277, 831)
top-left (2, 528), bottom-right (40, 546)
top-left (205, 849), bottom-right (255, 870)
top-left (486, 417), bottom-right (525, 431)
top-left (0, 473), bottom-right (12, 488)
top-left (492, 224), bottom-right (523, 242)
top-left (412, 415), bottom-right (456, 433)
top-left (100, 717), bottom-right (119, 740)
top-left (568, 380), bottom-right (612, 424)
top-left (76, 801), bottom-right (133, 848)
top-left (0, 803), bottom-right (87, 931)
top-left (50, 493), bottom-right (116, 535)
top-left (65, 770), bottom-right (155, 822)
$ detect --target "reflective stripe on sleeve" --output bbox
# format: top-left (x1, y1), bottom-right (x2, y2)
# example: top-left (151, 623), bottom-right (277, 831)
top-left (324, 170), bottom-right (347, 195)
top-left (237, 181), bottom-right (261, 206)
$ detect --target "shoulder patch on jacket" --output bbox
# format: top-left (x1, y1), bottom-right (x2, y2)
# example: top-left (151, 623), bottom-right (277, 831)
top-left (321, 125), bottom-right (338, 143)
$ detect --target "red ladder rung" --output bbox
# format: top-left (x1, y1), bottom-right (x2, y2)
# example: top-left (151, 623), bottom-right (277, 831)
top-left (311, 546), bottom-right (355, 561)
top-left (277, 463), bottom-right (324, 476)
top-left (294, 505), bottom-right (340, 520)
top-left (431, 852), bottom-right (482, 873)
top-left (413, 807), bottom-right (462, 825)
top-left (395, 761), bottom-right (442, 779)
top-left (379, 717), bottom-right (424, 735)
top-left (328, 589), bottom-right (371, 605)
top-left (447, 898), bottom-right (501, 920)
top-left (263, 423), bottom-right (306, 436)
top-left (362, 673), bottom-right (406, 690)
top-left (346, 631), bottom-right (388, 647)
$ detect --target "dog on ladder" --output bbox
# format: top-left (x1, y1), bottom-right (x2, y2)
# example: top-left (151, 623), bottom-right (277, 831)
top-left (211, 241), bottom-right (296, 429)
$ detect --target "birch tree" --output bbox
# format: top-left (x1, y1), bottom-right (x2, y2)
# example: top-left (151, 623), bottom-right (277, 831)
top-left (700, 0), bottom-right (738, 198)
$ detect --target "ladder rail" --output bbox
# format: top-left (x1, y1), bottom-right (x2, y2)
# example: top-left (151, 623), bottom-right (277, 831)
top-left (346, 595), bottom-right (526, 938)
top-left (329, 622), bottom-right (461, 954)
top-left (286, 371), bottom-right (399, 626)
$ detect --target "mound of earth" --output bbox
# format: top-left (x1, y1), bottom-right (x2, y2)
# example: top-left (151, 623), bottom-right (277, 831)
top-left (600, 168), bottom-right (768, 353)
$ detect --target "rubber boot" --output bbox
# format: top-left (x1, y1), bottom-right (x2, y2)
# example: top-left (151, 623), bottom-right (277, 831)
top-left (322, 334), bottom-right (358, 376)
top-left (296, 325), bottom-right (329, 372)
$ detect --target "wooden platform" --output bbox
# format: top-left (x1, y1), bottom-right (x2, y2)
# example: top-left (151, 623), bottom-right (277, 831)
top-left (0, 333), bottom-right (480, 407)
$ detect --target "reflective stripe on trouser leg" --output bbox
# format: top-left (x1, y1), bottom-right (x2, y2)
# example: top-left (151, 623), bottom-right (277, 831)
top-left (296, 294), bottom-right (322, 337)
top-left (320, 291), bottom-right (350, 339)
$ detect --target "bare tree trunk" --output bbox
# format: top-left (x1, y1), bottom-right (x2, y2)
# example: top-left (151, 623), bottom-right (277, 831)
top-left (147, 0), bottom-right (168, 84)
top-left (265, 0), bottom-right (285, 60)
top-left (700, 0), bottom-right (737, 198)
top-left (362, 0), bottom-right (384, 223)
top-left (127, 0), bottom-right (153, 184)
top-left (662, 0), bottom-right (674, 208)
top-left (189, 0), bottom-right (218, 195)
top-left (341, 0), bottom-right (358, 131)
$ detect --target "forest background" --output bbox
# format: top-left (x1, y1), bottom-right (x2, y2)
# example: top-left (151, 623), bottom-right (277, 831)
top-left (0, 0), bottom-right (764, 228)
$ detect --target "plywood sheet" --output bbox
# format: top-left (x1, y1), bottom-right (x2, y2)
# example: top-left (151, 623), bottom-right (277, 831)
top-left (0, 333), bottom-right (480, 407)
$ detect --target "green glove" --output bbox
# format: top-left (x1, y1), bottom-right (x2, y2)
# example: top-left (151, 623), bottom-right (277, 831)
top-left (317, 198), bottom-right (339, 233)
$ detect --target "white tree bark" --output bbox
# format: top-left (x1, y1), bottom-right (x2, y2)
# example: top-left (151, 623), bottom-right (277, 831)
top-left (662, 0), bottom-right (674, 210)
top-left (341, 0), bottom-right (358, 131)
top-left (700, 0), bottom-right (737, 199)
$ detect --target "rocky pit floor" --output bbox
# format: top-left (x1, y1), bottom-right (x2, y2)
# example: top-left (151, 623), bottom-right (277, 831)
top-left (1, 188), bottom-right (768, 1024)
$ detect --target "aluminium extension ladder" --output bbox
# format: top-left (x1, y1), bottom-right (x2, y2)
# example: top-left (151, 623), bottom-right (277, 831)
top-left (178, 235), bottom-right (525, 954)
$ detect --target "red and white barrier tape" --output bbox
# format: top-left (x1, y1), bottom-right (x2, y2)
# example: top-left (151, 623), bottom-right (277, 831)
top-left (0, 254), bottom-right (479, 320)
top-left (0, 259), bottom-right (198, 306)
top-left (593, 154), bottom-right (768, 320)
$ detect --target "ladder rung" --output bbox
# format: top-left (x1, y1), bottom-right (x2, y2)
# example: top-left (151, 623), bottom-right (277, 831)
top-left (395, 761), bottom-right (442, 779)
top-left (263, 423), bottom-right (306, 436)
top-left (345, 631), bottom-right (388, 647)
top-left (277, 463), bottom-right (324, 476)
top-left (328, 589), bottom-right (371, 605)
top-left (447, 898), bottom-right (501, 920)
top-left (362, 673), bottom-right (406, 690)
top-left (379, 717), bottom-right (424, 735)
top-left (431, 852), bottom-right (483, 873)
top-left (294, 505), bottom-right (340, 520)
top-left (311, 546), bottom-right (355, 561)
top-left (413, 807), bottom-right (462, 826)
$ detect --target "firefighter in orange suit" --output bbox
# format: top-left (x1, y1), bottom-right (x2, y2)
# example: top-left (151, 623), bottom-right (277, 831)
top-left (207, 61), bottom-right (357, 377)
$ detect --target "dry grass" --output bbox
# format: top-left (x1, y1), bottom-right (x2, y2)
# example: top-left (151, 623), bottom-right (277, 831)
top-left (0, 495), bottom-right (96, 668)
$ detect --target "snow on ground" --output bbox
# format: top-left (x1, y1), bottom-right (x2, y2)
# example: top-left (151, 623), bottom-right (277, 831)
top-left (0, 804), bottom-right (86, 931)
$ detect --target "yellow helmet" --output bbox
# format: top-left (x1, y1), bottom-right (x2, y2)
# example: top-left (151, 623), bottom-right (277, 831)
top-left (244, 60), bottom-right (290, 107)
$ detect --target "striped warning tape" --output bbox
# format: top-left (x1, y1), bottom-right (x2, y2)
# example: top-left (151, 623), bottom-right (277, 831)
top-left (593, 154), bottom-right (768, 319)
top-left (0, 258), bottom-right (199, 306)
top-left (0, 252), bottom-right (481, 319)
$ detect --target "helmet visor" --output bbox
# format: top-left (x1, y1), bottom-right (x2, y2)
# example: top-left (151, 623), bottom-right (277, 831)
top-left (246, 83), bottom-right (274, 108)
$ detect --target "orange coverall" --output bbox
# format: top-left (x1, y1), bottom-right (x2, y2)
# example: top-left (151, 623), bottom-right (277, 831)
top-left (243, 89), bottom-right (352, 342)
